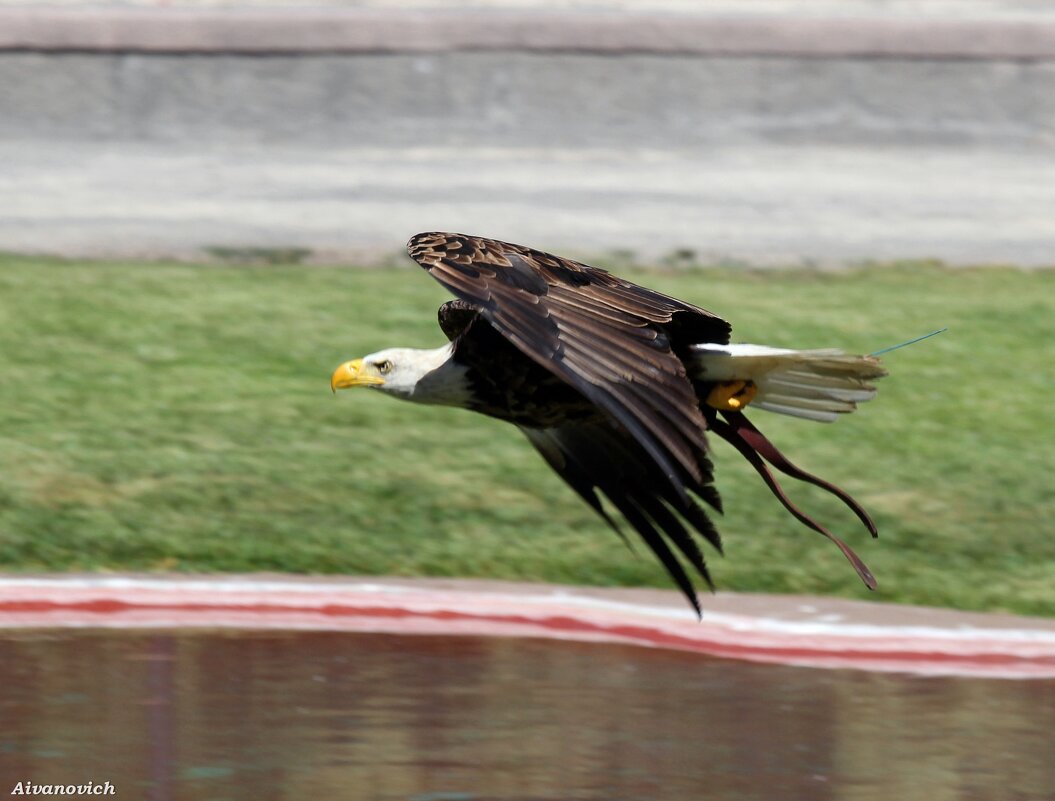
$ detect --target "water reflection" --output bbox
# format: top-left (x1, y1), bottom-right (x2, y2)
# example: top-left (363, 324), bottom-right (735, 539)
top-left (0, 630), bottom-right (1052, 800)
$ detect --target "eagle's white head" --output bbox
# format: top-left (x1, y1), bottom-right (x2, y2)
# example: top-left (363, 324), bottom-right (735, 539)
top-left (330, 345), bottom-right (470, 406)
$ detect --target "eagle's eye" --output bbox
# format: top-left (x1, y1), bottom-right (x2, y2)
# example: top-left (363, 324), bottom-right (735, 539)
top-left (376, 360), bottom-right (393, 375)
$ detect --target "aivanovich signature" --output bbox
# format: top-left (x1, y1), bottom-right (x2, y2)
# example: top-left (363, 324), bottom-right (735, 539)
top-left (10, 782), bottom-right (115, 796)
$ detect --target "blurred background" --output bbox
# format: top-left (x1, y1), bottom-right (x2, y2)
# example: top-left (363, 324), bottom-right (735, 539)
top-left (1, 2), bottom-right (1055, 797)
top-left (2, 0), bottom-right (1054, 610)
top-left (3, 0), bottom-right (1054, 265)
top-left (2, 0), bottom-right (1055, 607)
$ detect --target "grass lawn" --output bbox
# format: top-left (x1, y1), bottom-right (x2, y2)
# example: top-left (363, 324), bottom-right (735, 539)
top-left (1, 254), bottom-right (1052, 616)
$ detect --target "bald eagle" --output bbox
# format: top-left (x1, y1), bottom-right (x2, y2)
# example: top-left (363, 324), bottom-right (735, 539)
top-left (331, 233), bottom-right (886, 613)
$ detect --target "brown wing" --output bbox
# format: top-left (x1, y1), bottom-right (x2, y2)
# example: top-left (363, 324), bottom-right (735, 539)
top-left (417, 233), bottom-right (879, 607)
top-left (409, 232), bottom-right (731, 497)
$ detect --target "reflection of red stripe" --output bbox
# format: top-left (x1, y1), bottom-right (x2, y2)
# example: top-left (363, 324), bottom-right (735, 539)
top-left (3, 597), bottom-right (1052, 674)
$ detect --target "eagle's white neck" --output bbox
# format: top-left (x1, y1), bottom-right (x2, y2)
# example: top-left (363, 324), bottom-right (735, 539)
top-left (369, 344), bottom-right (472, 407)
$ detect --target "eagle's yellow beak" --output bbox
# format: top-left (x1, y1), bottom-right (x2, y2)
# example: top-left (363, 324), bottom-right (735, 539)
top-left (330, 359), bottom-right (385, 392)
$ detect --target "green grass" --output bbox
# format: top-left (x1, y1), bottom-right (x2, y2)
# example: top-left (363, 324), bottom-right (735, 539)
top-left (1, 255), bottom-right (1053, 615)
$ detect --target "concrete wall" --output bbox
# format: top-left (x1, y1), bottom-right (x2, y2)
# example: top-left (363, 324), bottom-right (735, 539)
top-left (2, 9), bottom-right (1053, 150)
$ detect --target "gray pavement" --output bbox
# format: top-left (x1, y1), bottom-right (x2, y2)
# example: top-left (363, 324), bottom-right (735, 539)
top-left (4, 140), bottom-right (1053, 266)
top-left (3, 0), bottom-right (1054, 18)
top-left (5, 5), bottom-right (1055, 58)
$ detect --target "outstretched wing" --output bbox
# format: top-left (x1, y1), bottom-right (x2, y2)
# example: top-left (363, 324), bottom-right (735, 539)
top-left (413, 232), bottom-right (879, 610)
top-left (409, 232), bottom-right (730, 496)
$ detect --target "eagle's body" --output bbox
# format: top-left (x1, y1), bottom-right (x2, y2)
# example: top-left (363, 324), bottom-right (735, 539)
top-left (332, 233), bottom-right (887, 613)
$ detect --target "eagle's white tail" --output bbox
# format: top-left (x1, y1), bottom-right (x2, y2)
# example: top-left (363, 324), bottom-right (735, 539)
top-left (689, 344), bottom-right (887, 423)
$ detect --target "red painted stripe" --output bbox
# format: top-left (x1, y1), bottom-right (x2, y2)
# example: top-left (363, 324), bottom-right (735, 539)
top-left (2, 597), bottom-right (1051, 672)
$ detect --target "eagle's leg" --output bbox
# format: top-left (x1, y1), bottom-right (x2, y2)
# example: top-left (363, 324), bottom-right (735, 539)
top-left (706, 380), bottom-right (758, 411)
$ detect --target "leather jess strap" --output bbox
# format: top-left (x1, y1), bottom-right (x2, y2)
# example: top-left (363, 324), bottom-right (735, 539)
top-left (710, 410), bottom-right (878, 590)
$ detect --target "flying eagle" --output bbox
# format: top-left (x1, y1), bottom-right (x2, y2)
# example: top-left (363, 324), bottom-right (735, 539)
top-left (331, 233), bottom-right (887, 613)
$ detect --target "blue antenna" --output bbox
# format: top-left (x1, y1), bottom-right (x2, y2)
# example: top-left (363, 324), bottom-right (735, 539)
top-left (870, 328), bottom-right (948, 357)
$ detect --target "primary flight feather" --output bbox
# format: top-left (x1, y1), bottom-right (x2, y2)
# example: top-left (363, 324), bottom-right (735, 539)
top-left (331, 233), bottom-right (887, 614)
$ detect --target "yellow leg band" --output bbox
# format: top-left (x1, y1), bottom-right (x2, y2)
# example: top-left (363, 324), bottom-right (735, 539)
top-left (706, 380), bottom-right (758, 411)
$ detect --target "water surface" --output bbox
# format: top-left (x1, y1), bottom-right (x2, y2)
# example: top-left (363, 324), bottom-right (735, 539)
top-left (0, 630), bottom-right (1052, 800)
